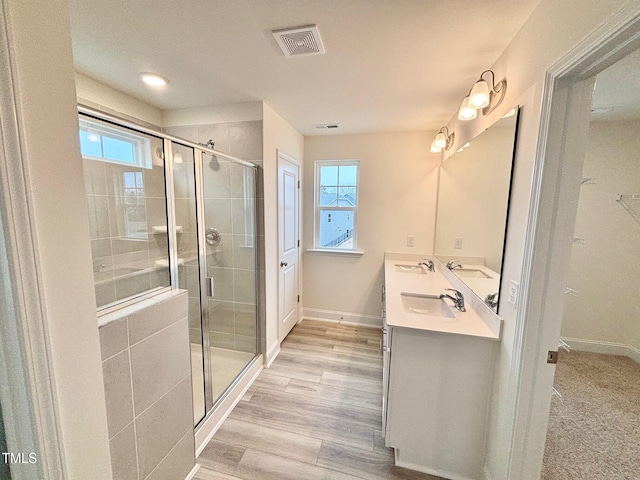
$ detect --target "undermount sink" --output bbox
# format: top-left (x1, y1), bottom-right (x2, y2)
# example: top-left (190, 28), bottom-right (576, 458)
top-left (395, 264), bottom-right (427, 273)
top-left (455, 268), bottom-right (493, 279)
top-left (400, 292), bottom-right (456, 318)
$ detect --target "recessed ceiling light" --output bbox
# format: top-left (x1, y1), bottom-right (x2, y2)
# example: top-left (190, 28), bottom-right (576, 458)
top-left (140, 72), bottom-right (169, 87)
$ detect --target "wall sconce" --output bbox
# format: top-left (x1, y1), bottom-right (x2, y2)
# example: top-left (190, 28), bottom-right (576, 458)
top-left (430, 127), bottom-right (455, 153)
top-left (458, 70), bottom-right (507, 121)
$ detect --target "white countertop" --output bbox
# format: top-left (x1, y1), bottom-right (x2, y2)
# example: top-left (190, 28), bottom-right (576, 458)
top-left (384, 253), bottom-right (500, 340)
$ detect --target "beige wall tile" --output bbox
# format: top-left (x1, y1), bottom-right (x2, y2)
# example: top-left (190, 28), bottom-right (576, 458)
top-left (198, 124), bottom-right (230, 154)
top-left (136, 377), bottom-right (193, 479)
top-left (204, 199), bottom-right (232, 234)
top-left (102, 350), bottom-right (134, 438)
top-left (128, 292), bottom-right (188, 344)
top-left (109, 422), bottom-right (138, 480)
top-left (229, 121), bottom-right (263, 161)
top-left (130, 318), bottom-right (191, 414)
top-left (144, 431), bottom-right (195, 480)
top-left (99, 318), bottom-right (129, 360)
top-left (202, 159), bottom-right (231, 199)
top-left (234, 270), bottom-right (256, 304)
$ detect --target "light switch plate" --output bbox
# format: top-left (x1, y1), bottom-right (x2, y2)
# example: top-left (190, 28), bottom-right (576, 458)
top-left (407, 235), bottom-right (415, 247)
top-left (454, 237), bottom-right (463, 249)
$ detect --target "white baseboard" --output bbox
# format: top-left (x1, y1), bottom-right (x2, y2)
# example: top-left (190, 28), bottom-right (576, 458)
top-left (184, 464), bottom-right (200, 480)
top-left (561, 337), bottom-right (640, 365)
top-left (194, 356), bottom-right (263, 456)
top-left (301, 307), bottom-right (382, 328)
top-left (265, 341), bottom-right (280, 367)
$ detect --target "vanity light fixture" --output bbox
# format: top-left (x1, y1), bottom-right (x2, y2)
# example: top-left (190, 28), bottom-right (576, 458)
top-left (458, 95), bottom-right (477, 121)
top-left (430, 126), bottom-right (455, 153)
top-left (140, 72), bottom-right (169, 87)
top-left (458, 69), bottom-right (507, 121)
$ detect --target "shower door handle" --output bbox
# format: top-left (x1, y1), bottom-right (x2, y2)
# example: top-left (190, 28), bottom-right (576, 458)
top-left (206, 277), bottom-right (215, 297)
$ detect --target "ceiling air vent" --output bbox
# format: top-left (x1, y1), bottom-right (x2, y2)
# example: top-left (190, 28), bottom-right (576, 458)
top-left (272, 25), bottom-right (325, 57)
top-left (313, 123), bottom-right (339, 130)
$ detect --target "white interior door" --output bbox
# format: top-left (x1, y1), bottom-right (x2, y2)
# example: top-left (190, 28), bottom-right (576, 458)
top-left (278, 152), bottom-right (300, 342)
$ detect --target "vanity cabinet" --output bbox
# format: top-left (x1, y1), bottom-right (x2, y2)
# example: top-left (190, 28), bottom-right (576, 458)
top-left (384, 326), bottom-right (495, 479)
top-left (382, 253), bottom-right (500, 480)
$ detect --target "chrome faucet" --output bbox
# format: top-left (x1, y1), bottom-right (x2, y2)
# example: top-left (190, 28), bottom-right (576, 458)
top-left (440, 288), bottom-right (466, 312)
top-left (446, 260), bottom-right (462, 270)
top-left (418, 259), bottom-right (435, 272)
top-left (484, 292), bottom-right (499, 309)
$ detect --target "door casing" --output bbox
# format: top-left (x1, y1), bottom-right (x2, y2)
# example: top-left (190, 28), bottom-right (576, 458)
top-left (508, 7), bottom-right (640, 479)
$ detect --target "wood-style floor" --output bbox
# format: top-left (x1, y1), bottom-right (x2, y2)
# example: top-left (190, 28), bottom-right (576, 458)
top-left (194, 320), bottom-right (440, 480)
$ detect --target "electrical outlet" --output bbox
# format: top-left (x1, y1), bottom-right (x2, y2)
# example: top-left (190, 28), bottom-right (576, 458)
top-left (407, 235), bottom-right (415, 247)
top-left (454, 237), bottom-right (463, 249)
top-left (509, 280), bottom-right (520, 306)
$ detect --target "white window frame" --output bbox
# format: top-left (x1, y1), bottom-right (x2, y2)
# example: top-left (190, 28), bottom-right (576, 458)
top-left (79, 117), bottom-right (152, 169)
top-left (314, 160), bottom-right (360, 251)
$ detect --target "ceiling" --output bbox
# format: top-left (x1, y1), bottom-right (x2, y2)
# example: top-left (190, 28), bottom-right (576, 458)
top-left (591, 47), bottom-right (640, 122)
top-left (68, 0), bottom-right (541, 136)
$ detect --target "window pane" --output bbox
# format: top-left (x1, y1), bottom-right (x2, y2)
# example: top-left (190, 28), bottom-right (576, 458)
top-left (339, 165), bottom-right (357, 186)
top-left (337, 186), bottom-right (357, 206)
top-left (103, 136), bottom-right (135, 163)
top-left (319, 186), bottom-right (337, 206)
top-left (320, 165), bottom-right (338, 186)
top-left (319, 209), bottom-right (354, 248)
top-left (79, 130), bottom-right (102, 157)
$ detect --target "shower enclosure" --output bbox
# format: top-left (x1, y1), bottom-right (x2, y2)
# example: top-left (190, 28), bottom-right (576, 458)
top-left (79, 107), bottom-right (260, 427)
top-left (170, 143), bottom-right (259, 425)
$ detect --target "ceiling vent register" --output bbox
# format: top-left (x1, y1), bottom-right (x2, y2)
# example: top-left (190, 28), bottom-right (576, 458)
top-left (272, 25), bottom-right (325, 57)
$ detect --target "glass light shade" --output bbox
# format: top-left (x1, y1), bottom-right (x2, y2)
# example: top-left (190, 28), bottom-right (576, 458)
top-left (458, 96), bottom-right (477, 121)
top-left (433, 132), bottom-right (447, 149)
top-left (469, 79), bottom-right (490, 108)
top-left (430, 142), bottom-right (442, 153)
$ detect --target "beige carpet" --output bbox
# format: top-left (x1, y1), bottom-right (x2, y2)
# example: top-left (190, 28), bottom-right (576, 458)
top-left (541, 350), bottom-right (640, 479)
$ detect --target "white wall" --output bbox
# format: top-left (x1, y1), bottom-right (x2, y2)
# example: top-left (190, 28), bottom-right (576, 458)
top-left (75, 72), bottom-right (162, 127)
top-left (262, 103), bottom-right (304, 360)
top-left (162, 102), bottom-right (262, 127)
top-left (303, 131), bottom-right (439, 324)
top-left (436, 1), bottom-right (634, 478)
top-left (561, 119), bottom-right (640, 355)
top-left (4, 0), bottom-right (113, 476)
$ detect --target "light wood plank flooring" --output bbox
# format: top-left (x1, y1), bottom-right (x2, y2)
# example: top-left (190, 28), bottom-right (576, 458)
top-left (195, 320), bottom-right (441, 480)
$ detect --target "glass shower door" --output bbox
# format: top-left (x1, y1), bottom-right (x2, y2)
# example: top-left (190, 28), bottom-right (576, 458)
top-left (201, 153), bottom-right (258, 402)
top-left (170, 141), bottom-right (206, 424)
top-left (172, 144), bottom-right (258, 427)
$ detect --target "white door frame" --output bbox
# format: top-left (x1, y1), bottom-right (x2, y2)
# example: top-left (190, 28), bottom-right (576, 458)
top-left (277, 150), bottom-right (302, 342)
top-left (509, 6), bottom-right (640, 479)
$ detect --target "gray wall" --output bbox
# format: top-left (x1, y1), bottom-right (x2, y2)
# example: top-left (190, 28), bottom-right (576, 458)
top-left (98, 291), bottom-right (194, 480)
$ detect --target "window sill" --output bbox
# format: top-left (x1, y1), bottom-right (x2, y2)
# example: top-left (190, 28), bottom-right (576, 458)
top-left (306, 248), bottom-right (364, 257)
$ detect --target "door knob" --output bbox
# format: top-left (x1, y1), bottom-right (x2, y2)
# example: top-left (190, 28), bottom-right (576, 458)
top-left (280, 261), bottom-right (288, 267)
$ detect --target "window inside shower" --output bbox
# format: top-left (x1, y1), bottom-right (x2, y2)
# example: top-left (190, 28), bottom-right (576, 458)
top-left (80, 115), bottom-right (171, 308)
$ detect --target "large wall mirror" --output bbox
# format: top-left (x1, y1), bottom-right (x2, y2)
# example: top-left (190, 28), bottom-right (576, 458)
top-left (434, 108), bottom-right (520, 313)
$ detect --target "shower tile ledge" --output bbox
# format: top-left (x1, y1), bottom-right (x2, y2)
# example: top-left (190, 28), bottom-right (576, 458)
top-left (98, 289), bottom-right (188, 328)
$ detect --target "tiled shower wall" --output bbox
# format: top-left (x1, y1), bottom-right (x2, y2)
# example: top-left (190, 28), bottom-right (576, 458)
top-left (166, 121), bottom-right (264, 353)
top-left (98, 291), bottom-right (194, 480)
